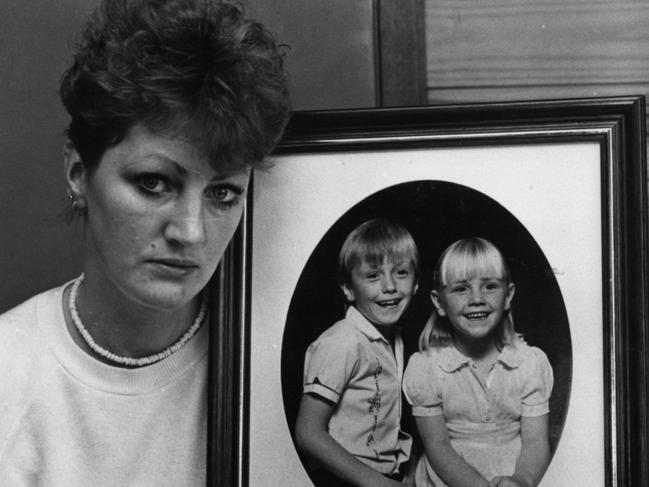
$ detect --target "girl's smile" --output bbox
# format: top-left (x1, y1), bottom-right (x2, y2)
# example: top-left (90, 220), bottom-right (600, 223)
top-left (464, 311), bottom-right (492, 321)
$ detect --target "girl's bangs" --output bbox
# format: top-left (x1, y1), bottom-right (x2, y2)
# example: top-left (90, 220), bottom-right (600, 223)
top-left (439, 247), bottom-right (508, 286)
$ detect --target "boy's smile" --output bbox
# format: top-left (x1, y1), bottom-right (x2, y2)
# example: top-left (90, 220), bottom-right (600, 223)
top-left (342, 257), bottom-right (417, 328)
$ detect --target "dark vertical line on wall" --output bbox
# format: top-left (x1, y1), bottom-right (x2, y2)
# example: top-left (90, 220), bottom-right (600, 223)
top-left (207, 220), bottom-right (245, 486)
top-left (599, 131), bottom-right (614, 487)
top-left (372, 0), bottom-right (384, 107)
top-left (624, 97), bottom-right (649, 486)
top-left (376, 0), bottom-right (428, 107)
top-left (207, 258), bottom-right (231, 485)
top-left (238, 177), bottom-right (254, 487)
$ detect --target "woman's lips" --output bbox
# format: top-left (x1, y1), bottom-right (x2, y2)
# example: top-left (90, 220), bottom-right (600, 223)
top-left (152, 258), bottom-right (199, 268)
top-left (147, 258), bottom-right (199, 277)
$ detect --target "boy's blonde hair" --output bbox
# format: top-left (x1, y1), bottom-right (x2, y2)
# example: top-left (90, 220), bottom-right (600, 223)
top-left (419, 237), bottom-right (519, 351)
top-left (337, 219), bottom-right (419, 287)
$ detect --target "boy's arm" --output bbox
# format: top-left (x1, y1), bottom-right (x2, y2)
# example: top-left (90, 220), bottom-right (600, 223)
top-left (415, 415), bottom-right (489, 487)
top-left (295, 393), bottom-right (409, 487)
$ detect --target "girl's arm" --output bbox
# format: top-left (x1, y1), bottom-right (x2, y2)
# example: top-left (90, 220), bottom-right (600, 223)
top-left (488, 414), bottom-right (550, 487)
top-left (295, 393), bottom-right (409, 487)
top-left (415, 415), bottom-right (489, 487)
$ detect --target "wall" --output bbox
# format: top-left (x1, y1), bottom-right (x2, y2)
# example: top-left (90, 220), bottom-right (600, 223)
top-left (248, 0), bottom-right (376, 110)
top-left (0, 0), bottom-right (95, 312)
top-left (424, 1), bottom-right (649, 112)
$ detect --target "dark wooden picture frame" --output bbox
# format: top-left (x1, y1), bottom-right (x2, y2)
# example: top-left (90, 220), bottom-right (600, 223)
top-left (208, 96), bottom-right (648, 486)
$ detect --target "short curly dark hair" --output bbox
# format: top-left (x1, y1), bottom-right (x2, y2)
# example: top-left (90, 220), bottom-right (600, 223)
top-left (60, 0), bottom-right (291, 172)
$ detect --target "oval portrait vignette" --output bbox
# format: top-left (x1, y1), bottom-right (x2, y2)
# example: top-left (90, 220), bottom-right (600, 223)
top-left (280, 180), bottom-right (572, 483)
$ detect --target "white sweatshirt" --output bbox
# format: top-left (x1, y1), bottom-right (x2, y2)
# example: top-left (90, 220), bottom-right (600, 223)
top-left (0, 284), bottom-right (208, 487)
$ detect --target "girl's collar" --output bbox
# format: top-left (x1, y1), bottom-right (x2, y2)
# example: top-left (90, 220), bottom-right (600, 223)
top-left (436, 340), bottom-right (526, 373)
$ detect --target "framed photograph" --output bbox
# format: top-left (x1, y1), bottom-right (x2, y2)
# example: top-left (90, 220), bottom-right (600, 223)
top-left (208, 97), bottom-right (648, 486)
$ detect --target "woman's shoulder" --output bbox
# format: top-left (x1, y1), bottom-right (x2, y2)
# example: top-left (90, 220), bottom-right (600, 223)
top-left (0, 286), bottom-right (65, 354)
top-left (0, 288), bottom-right (61, 420)
top-left (0, 294), bottom-right (40, 337)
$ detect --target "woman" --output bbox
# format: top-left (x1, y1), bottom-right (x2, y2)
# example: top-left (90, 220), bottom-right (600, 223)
top-left (0, 0), bottom-right (290, 484)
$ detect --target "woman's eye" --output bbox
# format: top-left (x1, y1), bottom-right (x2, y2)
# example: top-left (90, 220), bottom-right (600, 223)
top-left (205, 185), bottom-right (242, 207)
top-left (137, 174), bottom-right (170, 195)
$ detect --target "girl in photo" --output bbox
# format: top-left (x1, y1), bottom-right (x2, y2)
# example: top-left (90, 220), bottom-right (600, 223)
top-left (403, 237), bottom-right (553, 487)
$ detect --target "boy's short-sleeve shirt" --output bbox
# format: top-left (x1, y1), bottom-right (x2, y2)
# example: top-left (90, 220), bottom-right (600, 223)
top-left (302, 306), bottom-right (412, 474)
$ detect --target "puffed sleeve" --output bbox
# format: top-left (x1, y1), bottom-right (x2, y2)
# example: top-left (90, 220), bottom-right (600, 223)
top-left (520, 346), bottom-right (554, 417)
top-left (402, 351), bottom-right (443, 417)
top-left (303, 333), bottom-right (358, 404)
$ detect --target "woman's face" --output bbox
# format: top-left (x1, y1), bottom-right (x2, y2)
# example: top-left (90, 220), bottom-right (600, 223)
top-left (68, 124), bottom-right (250, 311)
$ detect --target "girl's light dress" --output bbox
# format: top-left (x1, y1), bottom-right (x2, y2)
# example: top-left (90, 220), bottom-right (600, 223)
top-left (402, 340), bottom-right (553, 487)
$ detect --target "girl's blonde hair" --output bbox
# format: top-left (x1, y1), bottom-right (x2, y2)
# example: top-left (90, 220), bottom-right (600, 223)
top-left (418, 237), bottom-right (519, 351)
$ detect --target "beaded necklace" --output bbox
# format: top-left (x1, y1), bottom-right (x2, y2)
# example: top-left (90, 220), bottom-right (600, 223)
top-left (68, 274), bottom-right (206, 367)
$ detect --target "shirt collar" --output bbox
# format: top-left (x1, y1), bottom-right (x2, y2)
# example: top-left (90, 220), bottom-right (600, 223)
top-left (346, 306), bottom-right (405, 378)
top-left (346, 306), bottom-right (397, 344)
top-left (497, 343), bottom-right (525, 369)
top-left (436, 346), bottom-right (472, 373)
top-left (437, 342), bottom-right (524, 373)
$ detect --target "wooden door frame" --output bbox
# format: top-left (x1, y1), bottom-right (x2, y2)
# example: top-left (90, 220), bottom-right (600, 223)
top-left (374, 0), bottom-right (428, 107)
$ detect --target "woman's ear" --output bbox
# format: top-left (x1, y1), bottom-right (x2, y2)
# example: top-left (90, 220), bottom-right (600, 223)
top-left (431, 290), bottom-right (446, 316)
top-left (63, 141), bottom-right (88, 211)
top-left (340, 283), bottom-right (355, 303)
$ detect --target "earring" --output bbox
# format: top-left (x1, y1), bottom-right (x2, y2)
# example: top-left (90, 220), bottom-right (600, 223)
top-left (68, 191), bottom-right (86, 214)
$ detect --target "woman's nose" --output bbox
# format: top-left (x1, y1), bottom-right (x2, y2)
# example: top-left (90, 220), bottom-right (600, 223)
top-left (163, 194), bottom-right (207, 246)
